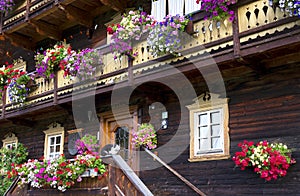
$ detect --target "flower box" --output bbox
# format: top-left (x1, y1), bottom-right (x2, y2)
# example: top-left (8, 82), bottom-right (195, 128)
top-left (81, 168), bottom-right (98, 178)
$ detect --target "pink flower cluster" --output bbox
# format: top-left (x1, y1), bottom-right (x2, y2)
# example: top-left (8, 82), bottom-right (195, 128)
top-left (233, 140), bottom-right (296, 181)
top-left (8, 141), bottom-right (106, 192)
top-left (108, 10), bottom-right (155, 60)
top-left (197, 0), bottom-right (236, 22)
top-left (35, 43), bottom-right (101, 80)
top-left (131, 123), bottom-right (157, 150)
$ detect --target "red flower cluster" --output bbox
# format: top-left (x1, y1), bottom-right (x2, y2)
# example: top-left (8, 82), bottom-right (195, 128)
top-left (0, 62), bottom-right (26, 90)
top-left (106, 24), bottom-right (120, 35)
top-left (233, 140), bottom-right (296, 181)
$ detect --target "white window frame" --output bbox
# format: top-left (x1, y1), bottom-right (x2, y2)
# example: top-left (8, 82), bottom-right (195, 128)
top-left (187, 93), bottom-right (230, 162)
top-left (2, 133), bottom-right (18, 149)
top-left (43, 123), bottom-right (64, 160)
top-left (194, 108), bottom-right (224, 156)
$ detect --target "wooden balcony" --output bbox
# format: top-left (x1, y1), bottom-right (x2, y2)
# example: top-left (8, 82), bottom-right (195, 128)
top-left (0, 0), bottom-right (299, 119)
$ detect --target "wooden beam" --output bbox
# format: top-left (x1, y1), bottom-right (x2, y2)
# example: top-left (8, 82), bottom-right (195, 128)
top-left (9, 118), bottom-right (34, 127)
top-left (29, 20), bottom-right (61, 41)
top-left (3, 33), bottom-right (34, 50)
top-left (99, 0), bottom-right (126, 11)
top-left (236, 57), bottom-right (266, 75)
top-left (58, 4), bottom-right (93, 27)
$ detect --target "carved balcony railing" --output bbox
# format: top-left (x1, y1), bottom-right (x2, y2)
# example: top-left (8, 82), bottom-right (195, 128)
top-left (0, 0), bottom-right (299, 117)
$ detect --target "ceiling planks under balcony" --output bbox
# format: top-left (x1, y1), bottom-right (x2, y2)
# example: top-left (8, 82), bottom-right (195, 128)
top-left (0, 0), bottom-right (131, 49)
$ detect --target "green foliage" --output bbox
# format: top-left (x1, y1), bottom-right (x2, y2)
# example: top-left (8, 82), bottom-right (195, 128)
top-left (0, 143), bottom-right (28, 171)
top-left (0, 143), bottom-right (28, 195)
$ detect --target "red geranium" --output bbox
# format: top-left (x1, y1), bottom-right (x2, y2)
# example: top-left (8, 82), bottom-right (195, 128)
top-left (233, 140), bottom-right (296, 181)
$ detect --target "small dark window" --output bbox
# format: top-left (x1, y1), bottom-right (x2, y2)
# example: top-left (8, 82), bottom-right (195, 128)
top-left (115, 126), bottom-right (129, 161)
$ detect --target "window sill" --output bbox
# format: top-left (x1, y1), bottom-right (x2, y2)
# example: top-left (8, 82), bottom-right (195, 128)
top-left (188, 154), bottom-right (230, 162)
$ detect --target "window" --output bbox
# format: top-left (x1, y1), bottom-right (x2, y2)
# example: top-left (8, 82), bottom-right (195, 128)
top-left (47, 134), bottom-right (62, 159)
top-left (187, 93), bottom-right (230, 162)
top-left (43, 123), bottom-right (64, 160)
top-left (2, 133), bottom-right (18, 149)
top-left (115, 126), bottom-right (129, 161)
top-left (151, 0), bottom-right (200, 21)
top-left (151, 0), bottom-right (166, 21)
top-left (168, 0), bottom-right (184, 16)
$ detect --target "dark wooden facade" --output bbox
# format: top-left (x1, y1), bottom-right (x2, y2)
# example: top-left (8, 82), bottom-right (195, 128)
top-left (0, 0), bottom-right (300, 195)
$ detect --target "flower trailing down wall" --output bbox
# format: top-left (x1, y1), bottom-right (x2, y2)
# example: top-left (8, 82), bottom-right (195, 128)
top-left (0, 62), bottom-right (26, 100)
top-left (107, 10), bottom-right (155, 60)
top-left (8, 74), bottom-right (35, 105)
top-left (232, 140), bottom-right (296, 181)
top-left (269, 0), bottom-right (300, 17)
top-left (75, 134), bottom-right (99, 154)
top-left (131, 123), bottom-right (157, 150)
top-left (0, 0), bottom-right (14, 13)
top-left (35, 42), bottom-right (75, 79)
top-left (9, 140), bottom-right (106, 192)
top-left (147, 14), bottom-right (190, 57)
top-left (196, 0), bottom-right (236, 21)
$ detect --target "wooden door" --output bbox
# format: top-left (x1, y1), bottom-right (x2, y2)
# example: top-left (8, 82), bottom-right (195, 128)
top-left (99, 108), bottom-right (139, 171)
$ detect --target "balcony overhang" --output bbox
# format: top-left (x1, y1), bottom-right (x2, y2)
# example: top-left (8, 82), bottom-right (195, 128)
top-left (0, 0), bottom-right (131, 49)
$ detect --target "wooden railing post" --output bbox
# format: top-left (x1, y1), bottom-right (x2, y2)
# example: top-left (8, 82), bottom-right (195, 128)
top-left (0, 12), bottom-right (3, 34)
top-left (1, 90), bottom-right (6, 118)
top-left (108, 164), bottom-right (116, 195)
top-left (233, 6), bottom-right (241, 58)
top-left (25, 0), bottom-right (30, 21)
top-left (53, 73), bottom-right (58, 105)
top-left (128, 56), bottom-right (133, 86)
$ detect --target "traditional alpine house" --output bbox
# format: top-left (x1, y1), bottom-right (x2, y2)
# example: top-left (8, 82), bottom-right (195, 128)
top-left (0, 0), bottom-right (299, 195)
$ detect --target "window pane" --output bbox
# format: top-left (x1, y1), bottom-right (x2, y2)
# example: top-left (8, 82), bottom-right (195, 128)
top-left (50, 146), bottom-right (54, 153)
top-left (211, 111), bottom-right (221, 123)
top-left (55, 145), bottom-right (60, 152)
top-left (200, 138), bottom-right (209, 150)
top-left (50, 137), bottom-right (55, 145)
top-left (212, 137), bottom-right (222, 149)
top-left (199, 113), bottom-right (208, 125)
top-left (211, 125), bottom-right (221, 136)
top-left (199, 126), bottom-right (209, 138)
top-left (56, 136), bottom-right (61, 144)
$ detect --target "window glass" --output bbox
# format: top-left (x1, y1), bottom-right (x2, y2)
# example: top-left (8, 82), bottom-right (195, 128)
top-left (115, 126), bottom-right (129, 161)
top-left (196, 109), bottom-right (223, 154)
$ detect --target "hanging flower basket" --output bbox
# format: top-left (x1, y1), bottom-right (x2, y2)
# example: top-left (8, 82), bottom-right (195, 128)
top-left (269, 0), bottom-right (300, 17)
top-left (147, 14), bottom-right (191, 57)
top-left (233, 140), bottom-right (296, 181)
top-left (131, 123), bottom-right (157, 150)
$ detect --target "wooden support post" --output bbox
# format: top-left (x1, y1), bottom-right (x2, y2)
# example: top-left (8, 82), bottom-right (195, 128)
top-left (0, 12), bottom-right (3, 34)
top-left (233, 7), bottom-right (241, 58)
top-left (53, 73), bottom-right (58, 105)
top-left (144, 148), bottom-right (207, 196)
top-left (25, 0), bottom-right (30, 21)
top-left (1, 90), bottom-right (6, 119)
top-left (108, 164), bottom-right (116, 195)
top-left (128, 56), bottom-right (134, 86)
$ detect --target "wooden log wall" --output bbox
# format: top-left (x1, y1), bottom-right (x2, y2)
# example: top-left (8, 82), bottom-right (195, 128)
top-left (1, 62), bottom-right (299, 195)
top-left (138, 62), bottom-right (300, 195)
